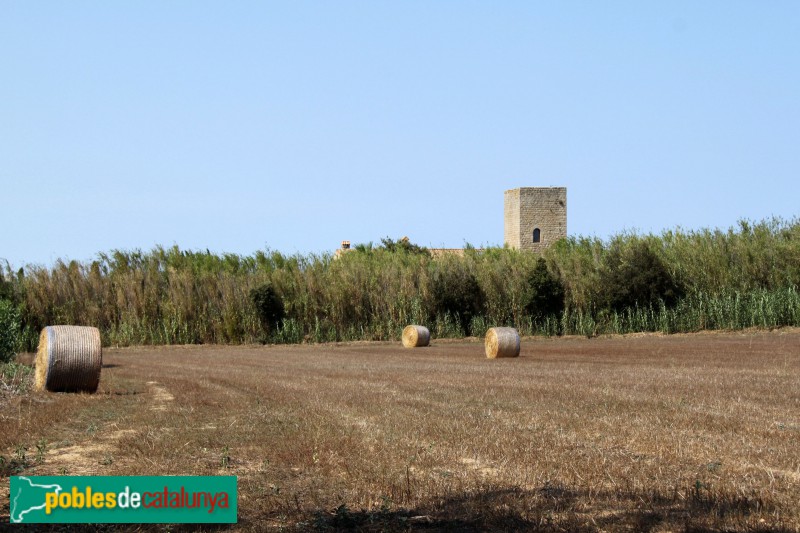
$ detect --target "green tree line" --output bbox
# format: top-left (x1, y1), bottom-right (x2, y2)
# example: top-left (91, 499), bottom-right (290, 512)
top-left (1, 218), bottom-right (799, 352)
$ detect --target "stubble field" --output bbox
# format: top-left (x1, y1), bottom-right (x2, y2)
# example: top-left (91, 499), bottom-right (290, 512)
top-left (2, 330), bottom-right (799, 531)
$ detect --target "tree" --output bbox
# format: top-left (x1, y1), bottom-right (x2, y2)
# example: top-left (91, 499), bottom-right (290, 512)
top-left (525, 258), bottom-right (565, 320)
top-left (429, 263), bottom-right (484, 334)
top-left (380, 237), bottom-right (430, 256)
top-left (250, 284), bottom-right (285, 334)
top-left (599, 240), bottom-right (683, 312)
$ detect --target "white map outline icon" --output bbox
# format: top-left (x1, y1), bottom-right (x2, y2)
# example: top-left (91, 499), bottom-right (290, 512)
top-left (10, 476), bottom-right (63, 523)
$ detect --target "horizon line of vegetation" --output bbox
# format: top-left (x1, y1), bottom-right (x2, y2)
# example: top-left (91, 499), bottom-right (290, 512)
top-left (1, 216), bottom-right (799, 355)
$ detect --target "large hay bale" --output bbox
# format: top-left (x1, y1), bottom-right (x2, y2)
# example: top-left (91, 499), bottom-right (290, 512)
top-left (402, 325), bottom-right (430, 348)
top-left (35, 326), bottom-right (102, 393)
top-left (485, 327), bottom-right (520, 358)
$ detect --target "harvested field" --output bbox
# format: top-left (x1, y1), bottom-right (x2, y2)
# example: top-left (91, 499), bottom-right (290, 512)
top-left (2, 330), bottom-right (800, 531)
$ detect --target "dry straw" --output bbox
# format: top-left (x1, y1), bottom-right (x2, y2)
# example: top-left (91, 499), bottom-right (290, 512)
top-left (485, 327), bottom-right (520, 358)
top-left (402, 325), bottom-right (430, 348)
top-left (35, 326), bottom-right (102, 393)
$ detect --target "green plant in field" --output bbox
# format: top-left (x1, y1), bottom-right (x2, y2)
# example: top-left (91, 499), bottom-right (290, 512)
top-left (35, 439), bottom-right (47, 464)
top-left (220, 445), bottom-right (231, 468)
top-left (0, 299), bottom-right (21, 363)
top-left (14, 444), bottom-right (26, 464)
top-left (0, 453), bottom-right (27, 476)
top-left (332, 503), bottom-right (354, 527)
top-left (379, 495), bottom-right (393, 514)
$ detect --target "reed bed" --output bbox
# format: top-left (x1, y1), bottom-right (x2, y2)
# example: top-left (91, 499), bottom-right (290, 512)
top-left (1, 217), bottom-right (798, 349)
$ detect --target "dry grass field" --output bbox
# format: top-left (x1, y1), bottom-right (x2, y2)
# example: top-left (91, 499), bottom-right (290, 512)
top-left (2, 330), bottom-right (799, 531)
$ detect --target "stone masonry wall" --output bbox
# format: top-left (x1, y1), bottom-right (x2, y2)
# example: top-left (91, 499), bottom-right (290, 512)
top-left (503, 189), bottom-right (521, 249)
top-left (504, 187), bottom-right (567, 252)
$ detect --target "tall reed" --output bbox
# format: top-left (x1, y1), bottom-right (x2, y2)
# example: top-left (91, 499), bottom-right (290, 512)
top-left (3, 218), bottom-right (798, 349)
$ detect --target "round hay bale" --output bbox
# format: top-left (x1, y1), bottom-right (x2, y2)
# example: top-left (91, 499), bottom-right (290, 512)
top-left (485, 327), bottom-right (520, 358)
top-left (402, 325), bottom-right (430, 348)
top-left (34, 326), bottom-right (102, 393)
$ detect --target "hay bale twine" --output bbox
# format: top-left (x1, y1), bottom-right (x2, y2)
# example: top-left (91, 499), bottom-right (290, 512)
top-left (402, 325), bottom-right (430, 348)
top-left (485, 327), bottom-right (520, 358)
top-left (35, 326), bottom-right (102, 393)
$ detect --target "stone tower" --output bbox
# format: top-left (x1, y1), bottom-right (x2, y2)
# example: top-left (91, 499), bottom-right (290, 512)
top-left (504, 187), bottom-right (567, 252)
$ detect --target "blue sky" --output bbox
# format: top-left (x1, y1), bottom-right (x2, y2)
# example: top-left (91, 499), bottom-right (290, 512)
top-left (2, 2), bottom-right (798, 268)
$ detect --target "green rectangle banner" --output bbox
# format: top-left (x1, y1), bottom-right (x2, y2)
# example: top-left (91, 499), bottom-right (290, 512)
top-left (10, 476), bottom-right (237, 523)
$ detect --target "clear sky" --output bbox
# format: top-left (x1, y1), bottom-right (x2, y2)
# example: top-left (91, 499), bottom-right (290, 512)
top-left (1, 2), bottom-right (798, 268)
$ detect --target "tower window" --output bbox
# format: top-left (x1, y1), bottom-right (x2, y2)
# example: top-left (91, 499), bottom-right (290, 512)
top-left (533, 228), bottom-right (541, 243)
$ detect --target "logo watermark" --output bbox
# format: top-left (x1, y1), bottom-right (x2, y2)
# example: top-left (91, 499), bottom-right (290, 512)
top-left (10, 476), bottom-right (237, 523)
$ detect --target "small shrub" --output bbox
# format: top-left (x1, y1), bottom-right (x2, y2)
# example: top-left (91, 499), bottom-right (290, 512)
top-left (0, 299), bottom-right (21, 363)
